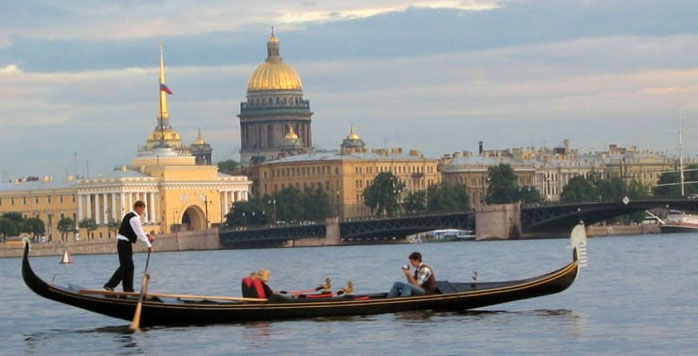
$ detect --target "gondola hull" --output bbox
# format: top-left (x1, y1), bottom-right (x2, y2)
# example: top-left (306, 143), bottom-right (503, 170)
top-left (22, 244), bottom-right (580, 326)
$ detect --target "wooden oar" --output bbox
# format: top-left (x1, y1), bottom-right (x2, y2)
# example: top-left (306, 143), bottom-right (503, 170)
top-left (129, 251), bottom-right (151, 331)
top-left (79, 289), bottom-right (268, 302)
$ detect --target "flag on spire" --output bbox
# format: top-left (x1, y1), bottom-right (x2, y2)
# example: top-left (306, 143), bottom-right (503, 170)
top-left (160, 83), bottom-right (172, 94)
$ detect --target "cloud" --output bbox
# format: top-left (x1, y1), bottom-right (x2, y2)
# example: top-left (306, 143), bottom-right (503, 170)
top-left (0, 64), bottom-right (21, 74)
top-left (2, 1), bottom-right (698, 177)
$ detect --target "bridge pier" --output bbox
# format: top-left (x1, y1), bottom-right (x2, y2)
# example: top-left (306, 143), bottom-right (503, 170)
top-left (475, 203), bottom-right (522, 240)
top-left (325, 217), bottom-right (341, 245)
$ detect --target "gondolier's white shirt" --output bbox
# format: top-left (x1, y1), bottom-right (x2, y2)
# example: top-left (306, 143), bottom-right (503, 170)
top-left (117, 211), bottom-right (152, 248)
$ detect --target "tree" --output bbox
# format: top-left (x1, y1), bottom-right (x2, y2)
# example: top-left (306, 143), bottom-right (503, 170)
top-left (517, 186), bottom-right (541, 204)
top-left (654, 164), bottom-right (698, 198)
top-left (596, 176), bottom-right (625, 202)
top-left (299, 188), bottom-right (332, 221)
top-left (403, 191), bottom-right (427, 214)
top-left (272, 187), bottom-right (304, 223)
top-left (1, 212), bottom-right (22, 224)
top-left (79, 218), bottom-right (98, 240)
top-left (426, 182), bottom-right (470, 213)
top-left (561, 176), bottom-right (599, 203)
top-left (0, 217), bottom-right (19, 243)
top-left (363, 172), bottom-right (405, 217)
top-left (57, 217), bottom-right (75, 242)
top-left (485, 164), bottom-right (519, 204)
top-left (21, 217), bottom-right (45, 240)
top-left (217, 159), bottom-right (241, 175)
top-left (225, 198), bottom-right (270, 227)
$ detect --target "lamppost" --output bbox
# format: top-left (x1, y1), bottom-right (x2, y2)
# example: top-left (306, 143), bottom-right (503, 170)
top-left (204, 195), bottom-right (210, 228)
top-left (172, 208), bottom-right (179, 233)
top-left (267, 199), bottom-right (276, 224)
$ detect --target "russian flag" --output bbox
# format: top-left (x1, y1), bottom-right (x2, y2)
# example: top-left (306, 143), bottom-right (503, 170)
top-left (160, 83), bottom-right (173, 94)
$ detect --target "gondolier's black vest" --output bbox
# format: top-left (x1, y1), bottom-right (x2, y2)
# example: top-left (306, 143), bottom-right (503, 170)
top-left (118, 212), bottom-right (139, 244)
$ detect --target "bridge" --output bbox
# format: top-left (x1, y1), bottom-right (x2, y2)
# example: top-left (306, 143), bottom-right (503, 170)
top-left (521, 199), bottom-right (698, 232)
top-left (220, 199), bottom-right (697, 247)
top-left (220, 212), bottom-right (474, 248)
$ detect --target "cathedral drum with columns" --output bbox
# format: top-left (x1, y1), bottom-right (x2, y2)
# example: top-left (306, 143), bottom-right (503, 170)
top-left (238, 30), bottom-right (313, 164)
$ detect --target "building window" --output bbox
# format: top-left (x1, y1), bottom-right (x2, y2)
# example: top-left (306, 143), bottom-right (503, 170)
top-left (35, 197), bottom-right (39, 204)
top-left (72, 195), bottom-right (76, 202)
top-left (335, 167), bottom-right (339, 175)
top-left (11, 198), bottom-right (14, 205)
top-left (23, 197), bottom-right (27, 205)
top-left (263, 172), bottom-right (267, 179)
top-left (47, 196), bottom-right (51, 204)
top-left (60, 195), bottom-right (63, 203)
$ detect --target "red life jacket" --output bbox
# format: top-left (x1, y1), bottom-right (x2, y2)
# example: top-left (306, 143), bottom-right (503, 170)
top-left (241, 277), bottom-right (268, 298)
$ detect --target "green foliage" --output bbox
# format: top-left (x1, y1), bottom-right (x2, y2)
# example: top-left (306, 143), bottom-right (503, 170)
top-left (485, 164), bottom-right (519, 204)
top-left (363, 172), bottom-right (405, 217)
top-left (561, 176), bottom-right (599, 203)
top-left (654, 164), bottom-right (698, 198)
top-left (426, 182), bottom-right (470, 213)
top-left (0, 217), bottom-right (19, 243)
top-left (21, 217), bottom-right (45, 238)
top-left (79, 218), bottom-right (97, 232)
top-left (403, 191), bottom-right (427, 214)
top-left (224, 187), bottom-right (333, 227)
top-left (1, 212), bottom-right (22, 224)
top-left (225, 198), bottom-right (270, 227)
top-left (273, 187), bottom-right (304, 222)
top-left (57, 217), bottom-right (75, 241)
top-left (517, 186), bottom-right (541, 204)
top-left (217, 159), bottom-right (241, 174)
top-left (299, 188), bottom-right (333, 221)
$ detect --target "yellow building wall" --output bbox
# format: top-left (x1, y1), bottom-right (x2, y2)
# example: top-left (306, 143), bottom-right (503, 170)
top-left (254, 155), bottom-right (440, 218)
top-left (0, 187), bottom-right (78, 241)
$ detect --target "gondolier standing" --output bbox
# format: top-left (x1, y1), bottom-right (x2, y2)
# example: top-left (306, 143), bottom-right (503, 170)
top-left (104, 201), bottom-right (154, 292)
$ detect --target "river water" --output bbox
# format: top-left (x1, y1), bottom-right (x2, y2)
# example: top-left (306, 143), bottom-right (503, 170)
top-left (1, 233), bottom-right (696, 355)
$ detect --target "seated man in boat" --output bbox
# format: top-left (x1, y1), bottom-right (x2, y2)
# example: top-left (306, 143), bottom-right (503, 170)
top-left (241, 269), bottom-right (274, 299)
top-left (387, 252), bottom-right (437, 297)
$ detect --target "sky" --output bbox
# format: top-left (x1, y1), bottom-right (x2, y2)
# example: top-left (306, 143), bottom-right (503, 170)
top-left (1, 0), bottom-right (698, 180)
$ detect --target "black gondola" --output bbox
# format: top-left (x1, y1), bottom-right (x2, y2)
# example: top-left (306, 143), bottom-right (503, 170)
top-left (22, 226), bottom-right (588, 326)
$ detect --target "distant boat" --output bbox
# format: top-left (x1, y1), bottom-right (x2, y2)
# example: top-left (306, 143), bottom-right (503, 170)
top-left (660, 210), bottom-right (698, 233)
top-left (60, 249), bottom-right (73, 264)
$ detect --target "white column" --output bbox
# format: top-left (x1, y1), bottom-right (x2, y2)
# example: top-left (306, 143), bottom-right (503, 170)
top-left (78, 194), bottom-right (83, 222)
top-left (95, 193), bottom-right (101, 224)
top-left (120, 192), bottom-right (126, 215)
top-left (223, 191), bottom-right (229, 215)
top-left (128, 192), bottom-right (133, 211)
top-left (86, 194), bottom-right (92, 220)
top-left (103, 193), bottom-right (109, 223)
top-left (111, 193), bottom-right (118, 221)
top-left (148, 192), bottom-right (154, 223)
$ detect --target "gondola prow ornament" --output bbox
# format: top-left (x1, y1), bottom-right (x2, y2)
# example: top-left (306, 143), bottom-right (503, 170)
top-left (569, 223), bottom-right (589, 268)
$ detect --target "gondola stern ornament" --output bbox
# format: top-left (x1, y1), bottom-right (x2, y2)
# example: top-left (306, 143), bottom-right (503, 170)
top-left (23, 238), bottom-right (31, 252)
top-left (569, 223), bottom-right (589, 268)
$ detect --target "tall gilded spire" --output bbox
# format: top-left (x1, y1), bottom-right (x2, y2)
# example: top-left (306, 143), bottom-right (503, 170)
top-left (266, 26), bottom-right (280, 62)
top-left (159, 42), bottom-right (169, 120)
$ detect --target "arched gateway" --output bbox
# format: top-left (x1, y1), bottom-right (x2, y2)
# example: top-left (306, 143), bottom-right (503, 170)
top-left (181, 205), bottom-right (207, 231)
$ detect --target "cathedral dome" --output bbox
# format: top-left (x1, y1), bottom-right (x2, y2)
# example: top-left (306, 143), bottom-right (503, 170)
top-left (246, 31), bottom-right (303, 92)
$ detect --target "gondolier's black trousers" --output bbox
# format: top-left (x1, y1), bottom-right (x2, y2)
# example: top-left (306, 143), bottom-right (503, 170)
top-left (104, 239), bottom-right (135, 292)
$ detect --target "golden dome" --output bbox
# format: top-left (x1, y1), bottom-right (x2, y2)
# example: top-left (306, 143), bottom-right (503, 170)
top-left (285, 126), bottom-right (299, 140)
top-left (194, 129), bottom-right (206, 145)
top-left (347, 124), bottom-right (360, 140)
top-left (247, 32), bottom-right (303, 92)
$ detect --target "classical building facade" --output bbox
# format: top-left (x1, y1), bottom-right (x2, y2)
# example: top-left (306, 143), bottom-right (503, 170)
top-left (250, 127), bottom-right (439, 218)
top-left (438, 152), bottom-right (537, 208)
top-left (0, 45), bottom-right (250, 241)
top-left (238, 30), bottom-right (313, 164)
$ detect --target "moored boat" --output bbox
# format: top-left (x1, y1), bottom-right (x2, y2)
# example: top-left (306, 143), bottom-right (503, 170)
top-left (660, 210), bottom-right (698, 233)
top-left (22, 225), bottom-right (588, 327)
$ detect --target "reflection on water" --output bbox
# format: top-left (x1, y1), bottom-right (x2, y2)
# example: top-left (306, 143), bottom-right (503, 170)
top-left (4, 233), bottom-right (698, 355)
